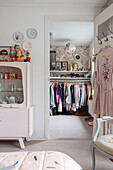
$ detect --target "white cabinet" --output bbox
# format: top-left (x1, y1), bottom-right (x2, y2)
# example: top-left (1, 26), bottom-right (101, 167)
top-left (0, 108), bottom-right (28, 137)
top-left (0, 62), bottom-right (35, 148)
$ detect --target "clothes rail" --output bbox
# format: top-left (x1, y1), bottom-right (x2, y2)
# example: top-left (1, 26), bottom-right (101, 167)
top-left (50, 79), bottom-right (91, 83)
top-left (50, 77), bottom-right (91, 80)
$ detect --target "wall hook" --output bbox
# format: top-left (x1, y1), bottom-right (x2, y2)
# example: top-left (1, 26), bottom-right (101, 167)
top-left (102, 32), bottom-right (108, 42)
top-left (108, 28), bottom-right (113, 38)
top-left (96, 36), bottom-right (102, 45)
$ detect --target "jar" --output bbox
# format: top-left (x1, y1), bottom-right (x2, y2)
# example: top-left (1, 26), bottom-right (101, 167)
top-left (0, 72), bottom-right (3, 79)
top-left (4, 72), bottom-right (10, 79)
top-left (18, 97), bottom-right (23, 104)
top-left (13, 85), bottom-right (16, 92)
top-left (10, 85), bottom-right (14, 92)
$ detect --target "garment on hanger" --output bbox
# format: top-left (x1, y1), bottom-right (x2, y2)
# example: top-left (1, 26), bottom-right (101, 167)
top-left (81, 84), bottom-right (85, 106)
top-left (92, 46), bottom-right (113, 116)
top-left (50, 84), bottom-right (56, 108)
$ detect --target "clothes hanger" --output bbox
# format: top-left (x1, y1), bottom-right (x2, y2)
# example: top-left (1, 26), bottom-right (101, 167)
top-left (105, 45), bottom-right (110, 48)
top-left (93, 48), bottom-right (103, 57)
top-left (93, 47), bottom-right (103, 62)
top-left (93, 45), bottom-right (112, 62)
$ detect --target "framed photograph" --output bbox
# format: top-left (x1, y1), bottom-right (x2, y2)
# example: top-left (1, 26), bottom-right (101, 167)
top-left (62, 61), bottom-right (68, 71)
top-left (0, 46), bottom-right (11, 62)
top-left (56, 61), bottom-right (62, 71)
top-left (50, 51), bottom-right (56, 70)
top-left (72, 63), bottom-right (78, 71)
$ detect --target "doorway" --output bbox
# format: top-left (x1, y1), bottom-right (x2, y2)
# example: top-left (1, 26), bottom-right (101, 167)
top-left (44, 16), bottom-right (94, 139)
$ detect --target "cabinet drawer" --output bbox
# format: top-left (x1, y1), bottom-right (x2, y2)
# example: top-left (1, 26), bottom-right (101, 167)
top-left (0, 108), bottom-right (28, 137)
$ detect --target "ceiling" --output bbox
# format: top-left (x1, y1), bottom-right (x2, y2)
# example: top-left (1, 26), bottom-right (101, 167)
top-left (0, 0), bottom-right (109, 6)
top-left (50, 21), bottom-right (94, 46)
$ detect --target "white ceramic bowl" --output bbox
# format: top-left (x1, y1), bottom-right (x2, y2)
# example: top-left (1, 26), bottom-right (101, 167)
top-left (17, 88), bottom-right (23, 92)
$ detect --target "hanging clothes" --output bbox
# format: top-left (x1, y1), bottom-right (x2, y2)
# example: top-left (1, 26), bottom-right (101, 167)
top-left (92, 47), bottom-right (113, 116)
top-left (50, 82), bottom-right (91, 115)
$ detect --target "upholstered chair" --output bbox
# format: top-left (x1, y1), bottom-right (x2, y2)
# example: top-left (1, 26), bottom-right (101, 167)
top-left (91, 117), bottom-right (113, 170)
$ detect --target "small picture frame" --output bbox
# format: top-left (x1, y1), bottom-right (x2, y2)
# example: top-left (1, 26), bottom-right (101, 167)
top-left (72, 63), bottom-right (78, 71)
top-left (56, 61), bottom-right (62, 70)
top-left (0, 46), bottom-right (10, 62)
top-left (62, 61), bottom-right (68, 71)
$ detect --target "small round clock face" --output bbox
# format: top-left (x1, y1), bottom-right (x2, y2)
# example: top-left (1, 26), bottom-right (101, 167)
top-left (13, 32), bottom-right (24, 42)
top-left (27, 28), bottom-right (37, 39)
top-left (75, 54), bottom-right (81, 60)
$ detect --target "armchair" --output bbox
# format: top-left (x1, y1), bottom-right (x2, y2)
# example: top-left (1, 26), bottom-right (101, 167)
top-left (91, 116), bottom-right (113, 170)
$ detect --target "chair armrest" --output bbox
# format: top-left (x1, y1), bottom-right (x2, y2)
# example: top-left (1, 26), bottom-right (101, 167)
top-left (92, 116), bottom-right (113, 142)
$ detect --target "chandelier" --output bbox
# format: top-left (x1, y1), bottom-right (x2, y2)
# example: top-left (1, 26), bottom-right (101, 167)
top-left (64, 43), bottom-right (76, 56)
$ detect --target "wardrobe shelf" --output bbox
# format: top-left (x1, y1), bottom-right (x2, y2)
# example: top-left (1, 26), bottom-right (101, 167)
top-left (50, 71), bottom-right (90, 74)
top-left (0, 79), bottom-right (22, 80)
top-left (0, 91), bottom-right (23, 92)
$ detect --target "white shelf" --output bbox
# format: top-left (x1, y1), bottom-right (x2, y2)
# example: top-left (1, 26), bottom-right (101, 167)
top-left (50, 70), bottom-right (90, 74)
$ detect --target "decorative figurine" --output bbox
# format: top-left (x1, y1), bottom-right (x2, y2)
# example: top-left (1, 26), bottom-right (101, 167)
top-left (9, 46), bottom-right (15, 62)
top-left (21, 50), bottom-right (26, 62)
top-left (16, 51), bottom-right (21, 62)
top-left (14, 44), bottom-right (21, 61)
top-left (14, 44), bottom-right (21, 53)
top-left (26, 51), bottom-right (31, 62)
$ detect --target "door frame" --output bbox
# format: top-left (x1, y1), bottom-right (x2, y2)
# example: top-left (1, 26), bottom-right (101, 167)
top-left (44, 15), bottom-right (94, 138)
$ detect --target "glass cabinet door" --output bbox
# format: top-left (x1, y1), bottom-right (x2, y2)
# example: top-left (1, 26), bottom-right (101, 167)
top-left (0, 66), bottom-right (24, 104)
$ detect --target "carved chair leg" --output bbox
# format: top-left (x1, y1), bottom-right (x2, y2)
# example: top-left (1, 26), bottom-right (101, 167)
top-left (91, 145), bottom-right (95, 170)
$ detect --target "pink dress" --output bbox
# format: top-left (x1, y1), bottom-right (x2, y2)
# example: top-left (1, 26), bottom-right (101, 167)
top-left (92, 47), bottom-right (113, 116)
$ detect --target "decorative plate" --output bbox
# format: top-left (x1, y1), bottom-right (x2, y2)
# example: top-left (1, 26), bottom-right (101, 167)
top-left (75, 54), bottom-right (81, 60)
top-left (22, 41), bottom-right (32, 51)
top-left (27, 28), bottom-right (37, 39)
top-left (13, 32), bottom-right (24, 42)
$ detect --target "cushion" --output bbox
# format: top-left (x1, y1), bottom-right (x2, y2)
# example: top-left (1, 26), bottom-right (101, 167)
top-left (0, 151), bottom-right (83, 170)
top-left (94, 135), bottom-right (113, 155)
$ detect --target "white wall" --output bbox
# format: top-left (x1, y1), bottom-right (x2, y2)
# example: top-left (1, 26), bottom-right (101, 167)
top-left (89, 40), bottom-right (94, 85)
top-left (0, 5), bottom-right (103, 138)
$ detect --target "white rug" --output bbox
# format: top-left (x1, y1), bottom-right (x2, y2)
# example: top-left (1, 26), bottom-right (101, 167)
top-left (49, 115), bottom-right (92, 139)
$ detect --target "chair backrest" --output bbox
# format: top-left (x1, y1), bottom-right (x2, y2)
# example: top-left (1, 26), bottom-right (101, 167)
top-left (92, 117), bottom-right (113, 142)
